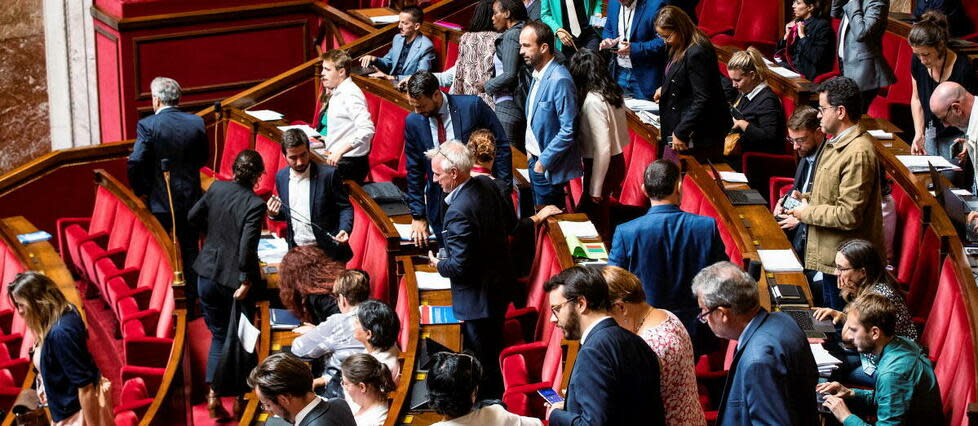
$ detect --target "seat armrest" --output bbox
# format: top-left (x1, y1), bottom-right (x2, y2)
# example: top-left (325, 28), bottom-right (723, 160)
top-left (92, 247), bottom-right (127, 268)
top-left (704, 26), bottom-right (734, 37)
top-left (814, 71), bottom-right (840, 83)
top-left (0, 358), bottom-right (30, 384)
top-left (116, 286), bottom-right (154, 312)
top-left (56, 217), bottom-right (92, 255)
top-left (103, 267), bottom-right (141, 287)
top-left (122, 309), bottom-right (161, 338)
top-left (123, 336), bottom-right (173, 368)
top-left (0, 334), bottom-right (23, 358)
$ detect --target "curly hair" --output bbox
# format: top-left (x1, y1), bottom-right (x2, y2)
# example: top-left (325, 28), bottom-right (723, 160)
top-left (278, 246), bottom-right (346, 323)
top-left (466, 129), bottom-right (496, 165)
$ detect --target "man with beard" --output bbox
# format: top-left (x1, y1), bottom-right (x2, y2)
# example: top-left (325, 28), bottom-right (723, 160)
top-left (544, 266), bottom-right (665, 425)
top-left (775, 106), bottom-right (825, 268)
top-left (358, 6), bottom-right (435, 83)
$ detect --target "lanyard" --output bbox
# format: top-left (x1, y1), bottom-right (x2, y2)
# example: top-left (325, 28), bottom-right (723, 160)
top-left (620, 6), bottom-right (634, 42)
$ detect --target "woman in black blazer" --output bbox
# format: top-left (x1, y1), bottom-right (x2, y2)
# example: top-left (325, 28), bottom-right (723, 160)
top-left (726, 47), bottom-right (787, 165)
top-left (189, 149), bottom-right (266, 420)
top-left (775, 0), bottom-right (835, 81)
top-left (653, 6), bottom-right (731, 162)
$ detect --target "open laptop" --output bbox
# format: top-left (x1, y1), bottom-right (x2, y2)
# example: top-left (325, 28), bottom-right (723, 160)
top-left (780, 307), bottom-right (837, 339)
top-left (931, 163), bottom-right (978, 244)
top-left (706, 161), bottom-right (768, 206)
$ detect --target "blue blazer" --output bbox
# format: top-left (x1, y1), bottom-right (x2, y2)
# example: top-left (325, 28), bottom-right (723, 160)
top-left (718, 310), bottom-right (819, 426)
top-left (435, 176), bottom-right (515, 320)
top-left (271, 162), bottom-right (354, 260)
top-left (375, 33), bottom-right (436, 80)
top-left (404, 94), bottom-right (511, 236)
top-left (602, 0), bottom-right (667, 99)
top-left (128, 107), bottom-right (208, 215)
top-left (608, 204), bottom-right (727, 335)
top-left (527, 62), bottom-right (582, 185)
top-left (549, 318), bottom-right (665, 426)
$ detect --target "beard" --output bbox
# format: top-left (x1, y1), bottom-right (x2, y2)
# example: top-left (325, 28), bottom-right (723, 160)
top-left (561, 310), bottom-right (582, 341)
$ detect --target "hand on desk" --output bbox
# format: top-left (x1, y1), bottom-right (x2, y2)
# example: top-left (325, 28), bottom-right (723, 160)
top-left (812, 307), bottom-right (844, 324)
top-left (530, 205), bottom-right (562, 225)
top-left (359, 55), bottom-right (377, 67)
top-left (412, 218), bottom-right (431, 247)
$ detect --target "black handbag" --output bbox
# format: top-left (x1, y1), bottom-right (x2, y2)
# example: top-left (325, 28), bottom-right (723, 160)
top-left (211, 300), bottom-right (258, 397)
top-left (12, 389), bottom-right (46, 426)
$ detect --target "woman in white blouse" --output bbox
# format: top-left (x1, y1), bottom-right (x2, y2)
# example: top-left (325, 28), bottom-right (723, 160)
top-left (341, 354), bottom-right (394, 426)
top-left (568, 49), bottom-right (629, 236)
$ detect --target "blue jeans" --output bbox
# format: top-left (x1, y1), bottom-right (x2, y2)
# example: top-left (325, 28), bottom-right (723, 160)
top-left (198, 275), bottom-right (234, 383)
top-left (615, 66), bottom-right (646, 100)
top-left (527, 155), bottom-right (567, 207)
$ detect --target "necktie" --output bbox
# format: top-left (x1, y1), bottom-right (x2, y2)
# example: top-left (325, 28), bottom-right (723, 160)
top-left (565, 0), bottom-right (582, 37)
top-left (435, 115), bottom-right (447, 144)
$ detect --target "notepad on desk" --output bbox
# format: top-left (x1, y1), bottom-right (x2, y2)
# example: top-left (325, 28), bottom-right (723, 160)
top-left (420, 305), bottom-right (461, 324)
top-left (370, 15), bottom-right (400, 24)
top-left (416, 271), bottom-right (451, 290)
top-left (245, 110), bottom-right (284, 121)
top-left (867, 129), bottom-right (894, 140)
top-left (566, 236), bottom-right (608, 260)
top-left (270, 308), bottom-right (301, 330)
top-left (896, 155), bottom-right (961, 172)
top-left (718, 171), bottom-right (749, 183)
top-left (558, 221), bottom-right (599, 239)
top-left (757, 249), bottom-right (804, 272)
top-left (17, 231), bottom-right (51, 244)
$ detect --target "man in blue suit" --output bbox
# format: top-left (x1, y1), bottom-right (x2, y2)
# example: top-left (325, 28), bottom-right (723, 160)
top-left (519, 21), bottom-right (582, 206)
top-left (544, 265), bottom-right (665, 426)
top-left (403, 71), bottom-right (511, 246)
top-left (599, 0), bottom-right (667, 100)
top-left (266, 129), bottom-right (354, 261)
top-left (427, 141), bottom-right (514, 398)
top-left (608, 160), bottom-right (726, 352)
top-left (692, 262), bottom-right (819, 426)
top-left (359, 6), bottom-right (436, 83)
top-left (128, 76), bottom-right (208, 311)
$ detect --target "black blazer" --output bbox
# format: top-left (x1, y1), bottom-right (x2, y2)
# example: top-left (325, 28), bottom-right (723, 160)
top-left (128, 107), bottom-right (208, 215)
top-left (189, 180), bottom-right (266, 288)
top-left (297, 398), bottom-right (356, 426)
top-left (435, 176), bottom-right (515, 321)
top-left (659, 42), bottom-right (732, 154)
top-left (737, 86), bottom-right (787, 154)
top-left (272, 162), bottom-right (354, 260)
top-left (549, 318), bottom-right (665, 426)
top-left (776, 17), bottom-right (835, 81)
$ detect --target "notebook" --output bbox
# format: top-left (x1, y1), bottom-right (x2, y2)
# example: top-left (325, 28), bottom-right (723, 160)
top-left (270, 308), bottom-right (301, 330)
top-left (419, 305), bottom-right (461, 324)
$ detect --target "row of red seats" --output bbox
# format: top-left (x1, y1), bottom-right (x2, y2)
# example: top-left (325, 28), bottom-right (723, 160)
top-left (0, 241), bottom-right (32, 413)
top-left (55, 172), bottom-right (178, 423)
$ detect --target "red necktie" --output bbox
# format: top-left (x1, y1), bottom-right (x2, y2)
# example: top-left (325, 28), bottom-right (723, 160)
top-left (436, 115), bottom-right (447, 144)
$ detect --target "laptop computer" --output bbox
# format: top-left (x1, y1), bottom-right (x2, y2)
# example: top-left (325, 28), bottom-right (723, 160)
top-left (779, 307), bottom-right (837, 339)
top-left (706, 161), bottom-right (768, 206)
top-left (931, 163), bottom-right (978, 244)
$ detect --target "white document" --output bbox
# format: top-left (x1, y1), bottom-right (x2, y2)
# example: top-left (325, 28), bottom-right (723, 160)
top-left (516, 168), bottom-right (530, 182)
top-left (589, 15), bottom-right (607, 27)
top-left (278, 124), bottom-right (321, 139)
top-left (237, 312), bottom-right (260, 354)
top-left (757, 249), bottom-right (804, 272)
top-left (416, 271), bottom-right (452, 290)
top-left (624, 98), bottom-right (660, 113)
top-left (810, 343), bottom-right (842, 367)
top-left (257, 237), bottom-right (289, 264)
top-left (245, 110), bottom-right (284, 121)
top-left (769, 66), bottom-right (801, 79)
top-left (718, 171), bottom-right (749, 183)
top-left (559, 221), bottom-right (599, 239)
top-left (867, 129), bottom-right (894, 140)
top-left (370, 15), bottom-right (400, 24)
top-left (393, 222), bottom-right (435, 242)
top-left (895, 155), bottom-right (961, 171)
top-left (953, 189), bottom-right (973, 196)
top-left (634, 111), bottom-right (660, 128)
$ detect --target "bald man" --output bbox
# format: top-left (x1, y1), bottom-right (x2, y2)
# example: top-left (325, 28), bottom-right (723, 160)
top-left (930, 82), bottom-right (978, 225)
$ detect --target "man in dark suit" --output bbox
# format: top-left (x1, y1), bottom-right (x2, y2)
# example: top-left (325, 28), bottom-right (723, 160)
top-left (358, 6), bottom-right (436, 83)
top-left (248, 353), bottom-right (356, 426)
top-left (608, 160), bottom-right (726, 353)
top-left (520, 21), bottom-right (583, 206)
top-left (427, 141), bottom-right (514, 399)
top-left (692, 262), bottom-right (819, 426)
top-left (128, 76), bottom-right (208, 309)
top-left (403, 71), bottom-right (511, 246)
top-left (599, 0), bottom-right (667, 100)
top-left (267, 129), bottom-right (353, 261)
top-left (544, 265), bottom-right (665, 426)
top-left (776, 106), bottom-right (825, 277)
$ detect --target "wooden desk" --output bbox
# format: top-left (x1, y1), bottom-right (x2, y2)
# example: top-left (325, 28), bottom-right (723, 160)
top-left (408, 259), bottom-right (462, 352)
top-left (0, 216), bottom-right (82, 311)
top-left (349, 8), bottom-right (399, 26)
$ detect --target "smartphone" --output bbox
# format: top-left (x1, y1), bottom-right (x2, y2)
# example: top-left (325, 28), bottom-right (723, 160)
top-left (537, 388), bottom-right (564, 405)
top-left (782, 195), bottom-right (802, 211)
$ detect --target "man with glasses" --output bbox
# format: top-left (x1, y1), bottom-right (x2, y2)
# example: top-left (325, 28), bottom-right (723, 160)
top-left (248, 353), bottom-right (356, 426)
top-left (785, 77), bottom-right (884, 312)
top-left (544, 266), bottom-right (665, 425)
top-left (692, 262), bottom-right (818, 426)
top-left (931, 81), bottom-right (977, 196)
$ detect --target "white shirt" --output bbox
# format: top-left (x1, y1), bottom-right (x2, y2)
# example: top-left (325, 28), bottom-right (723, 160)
top-left (838, 15), bottom-right (848, 59)
top-left (428, 92), bottom-right (455, 145)
top-left (293, 397), bottom-right (323, 426)
top-left (616, 3), bottom-right (636, 68)
top-left (324, 77), bottom-right (375, 158)
top-left (432, 404), bottom-right (543, 426)
top-left (353, 403), bottom-right (389, 426)
top-left (745, 82), bottom-right (768, 102)
top-left (444, 178), bottom-right (471, 206)
top-left (156, 105), bottom-right (173, 114)
top-left (525, 58), bottom-right (556, 157)
top-left (580, 316), bottom-right (612, 346)
top-left (288, 167), bottom-right (317, 246)
top-left (370, 346), bottom-right (402, 383)
top-left (966, 101), bottom-right (978, 190)
top-left (736, 313), bottom-right (762, 351)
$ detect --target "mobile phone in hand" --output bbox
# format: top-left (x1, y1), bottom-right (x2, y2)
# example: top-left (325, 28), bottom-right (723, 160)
top-left (537, 388), bottom-right (564, 405)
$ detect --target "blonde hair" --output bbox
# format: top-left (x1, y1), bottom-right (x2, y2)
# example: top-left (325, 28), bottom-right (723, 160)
top-left (466, 129), bottom-right (496, 165)
top-left (7, 272), bottom-right (71, 343)
top-left (727, 47), bottom-right (770, 83)
top-left (601, 266), bottom-right (647, 304)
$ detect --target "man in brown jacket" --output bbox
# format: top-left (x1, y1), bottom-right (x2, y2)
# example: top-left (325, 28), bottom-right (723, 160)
top-left (786, 77), bottom-right (884, 311)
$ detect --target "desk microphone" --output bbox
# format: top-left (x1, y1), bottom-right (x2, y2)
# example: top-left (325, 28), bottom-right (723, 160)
top-left (270, 195), bottom-right (338, 241)
top-left (160, 159), bottom-right (185, 287)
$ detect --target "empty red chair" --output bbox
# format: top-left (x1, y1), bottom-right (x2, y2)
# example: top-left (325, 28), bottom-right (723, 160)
top-left (742, 153), bottom-right (796, 204)
top-left (906, 228), bottom-right (941, 322)
top-left (680, 175), bottom-right (706, 215)
top-left (890, 183), bottom-right (925, 286)
top-left (711, 0), bottom-right (783, 54)
top-left (367, 99), bottom-right (410, 183)
top-left (769, 177), bottom-right (795, 210)
top-left (617, 133), bottom-right (656, 207)
top-left (78, 206), bottom-right (137, 292)
top-left (960, 1), bottom-right (978, 41)
top-left (254, 133), bottom-right (284, 199)
top-left (345, 200), bottom-right (392, 303)
top-left (499, 327), bottom-right (566, 417)
top-left (58, 187), bottom-right (119, 280)
top-left (202, 120), bottom-right (252, 181)
top-left (505, 225), bottom-right (563, 347)
top-left (696, 0), bottom-right (741, 37)
top-left (867, 36), bottom-right (912, 121)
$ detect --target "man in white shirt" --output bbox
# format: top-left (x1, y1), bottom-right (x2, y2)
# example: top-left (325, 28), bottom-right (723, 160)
top-left (248, 352), bottom-right (356, 426)
top-left (931, 81), bottom-right (978, 226)
top-left (318, 50), bottom-right (375, 184)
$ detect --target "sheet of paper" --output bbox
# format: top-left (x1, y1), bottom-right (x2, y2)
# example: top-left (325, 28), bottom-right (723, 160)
top-left (718, 171), bottom-right (749, 183)
top-left (867, 129), bottom-right (893, 140)
top-left (809, 343), bottom-right (842, 366)
top-left (277, 124), bottom-right (320, 139)
top-left (634, 111), bottom-right (660, 128)
top-left (237, 312), bottom-right (260, 354)
top-left (370, 15), bottom-right (400, 24)
top-left (245, 110), bottom-right (284, 121)
top-left (895, 155), bottom-right (961, 171)
top-left (558, 221), bottom-right (599, 239)
top-left (257, 237), bottom-right (289, 264)
top-left (953, 189), bottom-right (973, 196)
top-left (757, 249), bottom-right (804, 272)
top-left (769, 66), bottom-right (801, 79)
top-left (416, 271), bottom-right (452, 290)
top-left (516, 168), bottom-right (530, 182)
top-left (624, 98), bottom-right (660, 113)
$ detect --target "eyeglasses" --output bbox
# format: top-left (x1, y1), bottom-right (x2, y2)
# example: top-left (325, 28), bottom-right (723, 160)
top-left (697, 305), bottom-right (728, 323)
top-left (817, 105), bottom-right (838, 113)
top-left (836, 266), bottom-right (855, 272)
top-left (785, 136), bottom-right (808, 145)
top-left (551, 298), bottom-right (578, 316)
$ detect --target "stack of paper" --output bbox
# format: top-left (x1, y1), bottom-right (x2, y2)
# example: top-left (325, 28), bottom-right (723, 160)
top-left (393, 223), bottom-right (435, 242)
top-left (810, 343), bottom-right (843, 377)
top-left (624, 98), bottom-right (660, 113)
top-left (718, 171), bottom-right (749, 183)
top-left (757, 249), bottom-right (804, 272)
top-left (257, 237), bottom-right (289, 264)
top-left (634, 111), bottom-right (660, 128)
top-left (277, 124), bottom-right (321, 139)
top-left (245, 110), bottom-right (284, 121)
top-left (769, 66), bottom-right (802, 79)
top-left (867, 129), bottom-right (894, 140)
top-left (370, 15), bottom-right (400, 24)
top-left (895, 155), bottom-right (961, 172)
top-left (559, 221), bottom-right (599, 239)
top-left (516, 168), bottom-right (530, 182)
top-left (416, 271), bottom-right (451, 290)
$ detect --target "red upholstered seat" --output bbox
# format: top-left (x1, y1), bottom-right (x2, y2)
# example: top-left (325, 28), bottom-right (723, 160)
top-left (395, 277), bottom-right (410, 351)
top-left (680, 175), bottom-right (706, 215)
top-left (78, 206), bottom-right (136, 292)
top-left (813, 19), bottom-right (843, 83)
top-left (500, 327), bottom-right (565, 418)
top-left (906, 228), bottom-right (941, 322)
top-left (696, 0), bottom-right (740, 37)
top-left (113, 377), bottom-right (153, 418)
top-left (59, 186), bottom-right (119, 280)
top-left (254, 133), bottom-right (283, 199)
top-left (346, 198), bottom-right (392, 303)
top-left (890, 182), bottom-right (925, 286)
top-left (961, 1), bottom-right (978, 41)
top-left (710, 0), bottom-right (782, 54)
top-left (867, 34), bottom-right (911, 120)
top-left (617, 133), bottom-right (656, 208)
top-left (505, 225), bottom-right (563, 348)
top-left (202, 120), bottom-right (252, 181)
top-left (366, 96), bottom-right (409, 183)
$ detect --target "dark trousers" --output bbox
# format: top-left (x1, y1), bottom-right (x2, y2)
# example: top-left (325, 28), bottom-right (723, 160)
top-left (462, 316), bottom-right (505, 399)
top-left (495, 100), bottom-right (526, 153)
top-left (861, 89), bottom-right (879, 115)
top-left (154, 211), bottom-right (198, 310)
top-left (821, 273), bottom-right (846, 311)
top-left (199, 275), bottom-right (234, 383)
top-left (527, 155), bottom-right (567, 207)
top-left (337, 155), bottom-right (370, 185)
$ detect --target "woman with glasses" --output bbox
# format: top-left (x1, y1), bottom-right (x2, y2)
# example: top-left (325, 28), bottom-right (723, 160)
top-left (601, 266), bottom-right (705, 425)
top-left (278, 246), bottom-right (346, 327)
top-left (427, 352), bottom-right (542, 425)
top-left (341, 354), bottom-right (394, 426)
